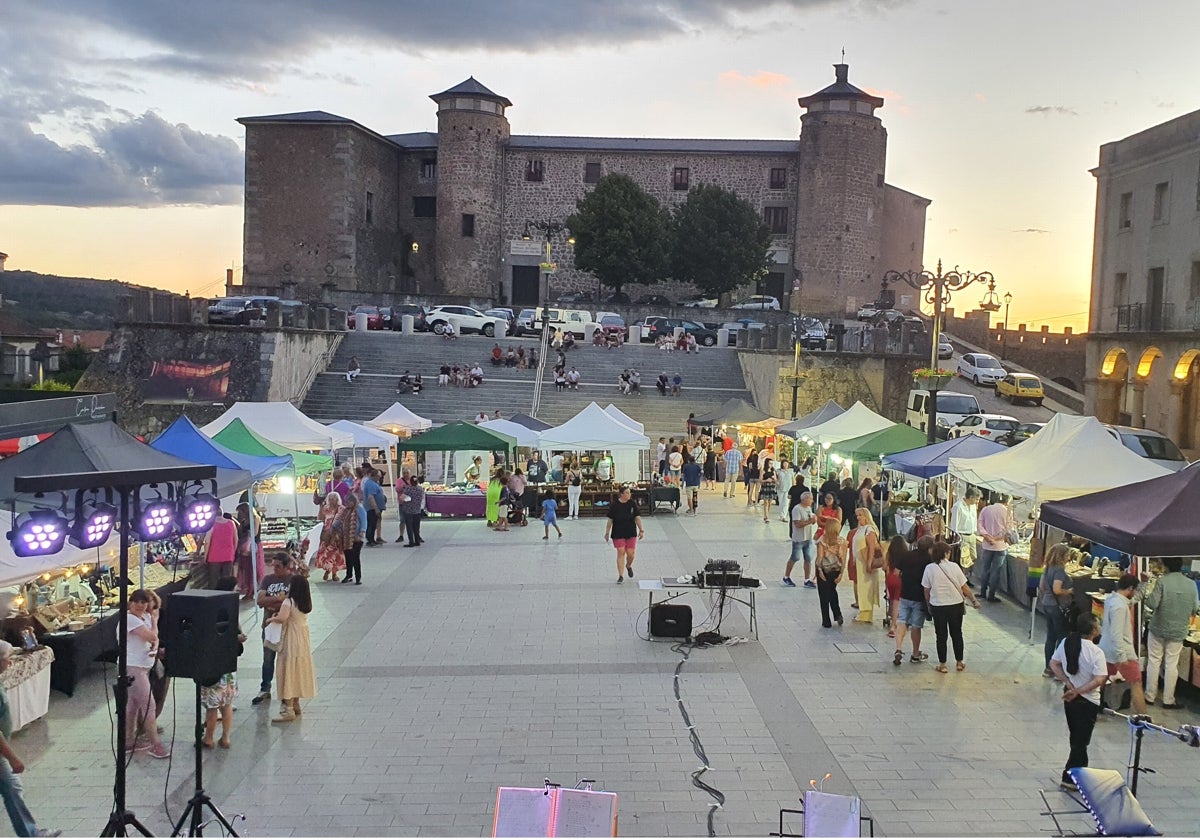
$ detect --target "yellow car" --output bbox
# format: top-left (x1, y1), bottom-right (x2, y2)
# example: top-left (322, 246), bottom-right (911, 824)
top-left (995, 373), bottom-right (1044, 406)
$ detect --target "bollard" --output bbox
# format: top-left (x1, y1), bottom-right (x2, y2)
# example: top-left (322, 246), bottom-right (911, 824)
top-left (776, 324), bottom-right (790, 349)
top-left (628, 324), bottom-right (642, 343)
top-left (748, 328), bottom-right (763, 350)
top-left (492, 317), bottom-right (507, 339)
top-left (401, 314), bottom-right (414, 335)
top-left (585, 323), bottom-right (601, 343)
top-left (355, 312), bottom-right (369, 332)
top-left (717, 328), bottom-right (730, 348)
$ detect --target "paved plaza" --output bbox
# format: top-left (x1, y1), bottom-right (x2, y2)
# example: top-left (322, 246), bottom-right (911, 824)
top-left (12, 489), bottom-right (1200, 837)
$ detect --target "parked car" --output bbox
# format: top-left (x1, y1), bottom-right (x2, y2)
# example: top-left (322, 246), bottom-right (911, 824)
top-left (680, 296), bottom-right (718, 308)
top-left (515, 308), bottom-right (538, 335)
top-left (795, 316), bottom-right (827, 350)
top-left (1102, 424), bottom-right (1188, 472)
top-left (598, 314), bottom-right (627, 339)
top-left (730, 295), bottom-right (780, 310)
top-left (636, 294), bottom-right (674, 306)
top-left (640, 317), bottom-right (718, 346)
top-left (997, 422), bottom-right (1046, 447)
top-left (603, 291), bottom-right (632, 304)
top-left (994, 373), bottom-right (1045, 406)
top-left (948, 413), bottom-right (1020, 440)
top-left (721, 318), bottom-right (767, 332)
top-left (937, 336), bottom-right (954, 360)
top-left (387, 304), bottom-right (429, 331)
top-left (556, 292), bottom-right (595, 304)
top-left (347, 305), bottom-right (386, 330)
top-left (207, 296), bottom-right (252, 325)
top-left (957, 352), bottom-right (1007, 386)
top-left (905, 389), bottom-right (981, 439)
top-left (484, 308), bottom-right (517, 336)
top-left (856, 304), bottom-right (880, 321)
top-left (426, 305), bottom-right (499, 336)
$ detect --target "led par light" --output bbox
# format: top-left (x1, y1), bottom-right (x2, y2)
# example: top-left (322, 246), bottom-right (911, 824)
top-left (8, 509), bottom-right (70, 557)
top-left (70, 500), bottom-right (118, 549)
top-left (135, 492), bottom-right (177, 541)
top-left (177, 494), bottom-right (219, 535)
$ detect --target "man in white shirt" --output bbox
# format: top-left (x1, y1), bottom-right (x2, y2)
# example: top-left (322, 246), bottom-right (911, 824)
top-left (784, 492), bottom-right (818, 588)
top-left (667, 447), bottom-right (683, 484)
top-left (656, 439), bottom-right (667, 475)
top-left (1099, 575), bottom-right (1146, 715)
top-left (950, 487), bottom-right (979, 572)
top-left (1049, 613), bottom-right (1109, 790)
top-left (549, 452), bottom-right (565, 484)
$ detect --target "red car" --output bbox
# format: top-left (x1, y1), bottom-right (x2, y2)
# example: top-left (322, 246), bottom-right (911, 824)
top-left (347, 305), bottom-right (386, 330)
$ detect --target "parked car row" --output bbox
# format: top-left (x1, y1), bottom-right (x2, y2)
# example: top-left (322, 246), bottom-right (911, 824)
top-left (557, 292), bottom-right (782, 310)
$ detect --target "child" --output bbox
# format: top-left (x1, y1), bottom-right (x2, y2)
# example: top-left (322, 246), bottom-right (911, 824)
top-left (202, 576), bottom-right (245, 748)
top-left (541, 489), bottom-right (562, 540)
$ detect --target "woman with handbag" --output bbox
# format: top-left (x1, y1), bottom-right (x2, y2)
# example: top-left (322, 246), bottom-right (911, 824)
top-left (814, 522), bottom-right (847, 628)
top-left (234, 503), bottom-right (266, 600)
top-left (921, 541), bottom-right (980, 673)
top-left (758, 458), bottom-right (777, 523)
top-left (401, 476), bottom-right (426, 547)
top-left (1039, 544), bottom-right (1076, 678)
top-left (268, 575), bottom-right (317, 722)
top-left (312, 493), bottom-right (345, 582)
top-left (848, 508), bottom-right (883, 623)
top-left (565, 461), bottom-right (583, 519)
top-left (744, 447), bottom-right (760, 506)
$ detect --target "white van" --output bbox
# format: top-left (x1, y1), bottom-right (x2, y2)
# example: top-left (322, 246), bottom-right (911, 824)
top-left (535, 307), bottom-right (593, 338)
top-left (906, 389), bottom-right (981, 439)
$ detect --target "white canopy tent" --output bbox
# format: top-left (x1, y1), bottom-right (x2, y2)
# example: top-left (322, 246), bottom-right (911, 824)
top-left (603, 404), bottom-right (645, 434)
top-left (540, 403), bottom-right (651, 482)
top-left (948, 413), bottom-right (1171, 503)
top-left (365, 402), bottom-right (433, 434)
top-left (327, 420), bottom-right (402, 502)
top-left (802, 401), bottom-right (893, 445)
top-left (201, 402), bottom-right (353, 451)
top-left (479, 418), bottom-right (542, 449)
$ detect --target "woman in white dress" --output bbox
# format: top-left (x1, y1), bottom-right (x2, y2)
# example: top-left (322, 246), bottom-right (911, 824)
top-left (848, 508), bottom-right (883, 624)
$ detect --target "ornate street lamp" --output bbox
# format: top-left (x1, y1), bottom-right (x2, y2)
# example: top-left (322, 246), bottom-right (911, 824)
top-left (523, 218), bottom-right (574, 416)
top-left (1001, 291), bottom-right (1013, 362)
top-left (882, 259), bottom-right (999, 444)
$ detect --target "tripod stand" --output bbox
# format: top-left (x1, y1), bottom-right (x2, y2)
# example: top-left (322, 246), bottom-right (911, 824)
top-left (171, 681), bottom-right (240, 837)
top-left (1104, 707), bottom-right (1200, 796)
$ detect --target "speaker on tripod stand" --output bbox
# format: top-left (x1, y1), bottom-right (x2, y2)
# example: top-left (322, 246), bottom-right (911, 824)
top-left (161, 588), bottom-right (243, 837)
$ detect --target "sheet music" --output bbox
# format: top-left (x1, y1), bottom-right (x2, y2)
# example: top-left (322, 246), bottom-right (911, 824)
top-left (493, 787), bottom-right (553, 837)
top-left (803, 790), bottom-right (860, 838)
top-left (553, 789), bottom-right (616, 838)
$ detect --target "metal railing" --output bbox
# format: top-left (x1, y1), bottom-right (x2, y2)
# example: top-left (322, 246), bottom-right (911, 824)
top-left (292, 334), bottom-right (343, 406)
top-left (1116, 302), bottom-right (1176, 332)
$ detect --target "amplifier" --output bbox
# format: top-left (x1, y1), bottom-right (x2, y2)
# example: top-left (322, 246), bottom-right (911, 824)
top-left (702, 571), bottom-right (743, 589)
top-left (649, 603), bottom-right (692, 638)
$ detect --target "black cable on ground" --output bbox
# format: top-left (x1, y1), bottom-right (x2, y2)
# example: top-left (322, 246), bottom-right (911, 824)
top-left (670, 640), bottom-right (726, 837)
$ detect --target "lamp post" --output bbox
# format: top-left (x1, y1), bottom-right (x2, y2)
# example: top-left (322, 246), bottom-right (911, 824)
top-left (882, 259), bottom-right (999, 444)
top-left (1001, 291), bottom-right (1013, 363)
top-left (522, 218), bottom-right (573, 416)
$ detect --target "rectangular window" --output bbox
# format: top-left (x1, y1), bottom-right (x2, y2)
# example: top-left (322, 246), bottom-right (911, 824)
top-left (461, 214), bottom-right (475, 238)
top-left (763, 206), bottom-right (789, 234)
top-left (364, 191), bottom-right (374, 225)
top-left (1190, 262), bottom-right (1200, 300)
top-left (420, 158), bottom-right (437, 180)
top-left (525, 159), bottom-right (544, 182)
top-left (672, 167), bottom-right (690, 191)
top-left (768, 168), bottom-right (787, 190)
top-left (1114, 272), bottom-right (1128, 306)
top-left (584, 161), bottom-right (602, 184)
top-left (1153, 181), bottom-right (1169, 222)
top-left (413, 196), bottom-right (436, 218)
top-left (1118, 192), bottom-right (1132, 229)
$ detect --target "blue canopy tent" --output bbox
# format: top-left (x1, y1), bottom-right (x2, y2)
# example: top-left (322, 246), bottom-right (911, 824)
top-left (881, 434), bottom-right (1007, 479)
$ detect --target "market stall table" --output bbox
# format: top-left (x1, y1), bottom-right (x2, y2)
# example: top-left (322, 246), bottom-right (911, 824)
top-left (2, 647), bottom-right (54, 731)
top-left (425, 492), bottom-right (486, 518)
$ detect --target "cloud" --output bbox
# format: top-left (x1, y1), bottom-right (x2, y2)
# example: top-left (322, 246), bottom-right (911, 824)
top-left (1012, 228), bottom-right (1050, 234)
top-left (1025, 105), bottom-right (1078, 117)
top-left (0, 112), bottom-right (242, 207)
top-left (719, 70), bottom-right (794, 89)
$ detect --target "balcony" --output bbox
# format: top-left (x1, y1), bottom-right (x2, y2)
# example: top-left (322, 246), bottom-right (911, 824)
top-left (1115, 302), bottom-right (1175, 332)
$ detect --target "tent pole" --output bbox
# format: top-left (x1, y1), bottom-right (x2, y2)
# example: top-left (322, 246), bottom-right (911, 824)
top-left (292, 465), bottom-right (302, 544)
top-left (248, 482), bottom-right (260, 622)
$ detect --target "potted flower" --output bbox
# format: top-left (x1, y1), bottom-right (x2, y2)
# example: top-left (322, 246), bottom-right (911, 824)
top-left (913, 367), bottom-right (954, 391)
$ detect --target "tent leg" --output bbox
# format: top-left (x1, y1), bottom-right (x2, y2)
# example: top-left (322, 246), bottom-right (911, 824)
top-left (249, 483), bottom-right (260, 623)
top-left (292, 467), bottom-right (302, 545)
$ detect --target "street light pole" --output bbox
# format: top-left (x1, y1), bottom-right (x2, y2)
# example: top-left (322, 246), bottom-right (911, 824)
top-left (882, 259), bottom-right (999, 444)
top-left (1001, 291), bottom-right (1012, 363)
top-left (523, 218), bottom-right (572, 417)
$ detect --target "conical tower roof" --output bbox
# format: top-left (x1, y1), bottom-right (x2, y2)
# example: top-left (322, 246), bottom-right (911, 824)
top-left (798, 64), bottom-right (883, 110)
top-left (430, 77), bottom-right (512, 107)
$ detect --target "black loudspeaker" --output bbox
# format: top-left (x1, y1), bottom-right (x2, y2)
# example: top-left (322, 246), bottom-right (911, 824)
top-left (650, 603), bottom-right (692, 638)
top-left (162, 590), bottom-right (239, 681)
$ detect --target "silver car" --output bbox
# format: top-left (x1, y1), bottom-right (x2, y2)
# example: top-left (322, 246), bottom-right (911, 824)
top-left (1103, 425), bottom-right (1188, 472)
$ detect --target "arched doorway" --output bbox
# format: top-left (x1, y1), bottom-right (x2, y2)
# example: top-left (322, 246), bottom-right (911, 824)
top-left (1175, 349), bottom-right (1200, 450)
top-left (1097, 347), bottom-right (1129, 424)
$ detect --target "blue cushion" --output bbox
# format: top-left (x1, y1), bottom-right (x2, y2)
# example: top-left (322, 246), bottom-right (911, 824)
top-left (1069, 768), bottom-right (1159, 836)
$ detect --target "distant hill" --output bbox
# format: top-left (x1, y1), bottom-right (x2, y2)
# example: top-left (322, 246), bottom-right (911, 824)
top-left (0, 270), bottom-right (174, 329)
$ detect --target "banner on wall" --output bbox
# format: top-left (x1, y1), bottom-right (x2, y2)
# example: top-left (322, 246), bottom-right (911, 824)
top-left (143, 360), bottom-right (232, 401)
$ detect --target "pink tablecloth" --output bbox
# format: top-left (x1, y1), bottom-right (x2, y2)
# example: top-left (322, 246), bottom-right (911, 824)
top-left (424, 493), bottom-right (487, 517)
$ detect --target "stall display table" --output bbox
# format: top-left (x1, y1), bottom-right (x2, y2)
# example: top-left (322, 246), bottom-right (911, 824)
top-left (2, 647), bottom-right (54, 731)
top-left (650, 486), bottom-right (681, 513)
top-left (425, 492), bottom-right (487, 517)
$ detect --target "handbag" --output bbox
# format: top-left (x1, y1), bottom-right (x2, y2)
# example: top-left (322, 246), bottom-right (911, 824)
top-left (866, 528), bottom-right (885, 572)
top-left (936, 562), bottom-right (967, 616)
top-left (263, 621), bottom-right (283, 651)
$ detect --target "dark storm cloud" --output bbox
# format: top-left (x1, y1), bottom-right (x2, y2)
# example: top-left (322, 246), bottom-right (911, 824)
top-left (0, 113), bottom-right (243, 207)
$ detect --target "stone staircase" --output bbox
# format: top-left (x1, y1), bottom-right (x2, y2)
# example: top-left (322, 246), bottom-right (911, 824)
top-left (299, 332), bottom-right (755, 440)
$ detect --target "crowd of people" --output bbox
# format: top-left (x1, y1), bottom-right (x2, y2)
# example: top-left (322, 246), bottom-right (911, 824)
top-left (489, 344), bottom-right (541, 369)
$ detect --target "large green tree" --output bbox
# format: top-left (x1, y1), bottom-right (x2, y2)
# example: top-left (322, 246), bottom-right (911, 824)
top-left (669, 184), bottom-right (772, 298)
top-left (566, 174), bottom-right (670, 294)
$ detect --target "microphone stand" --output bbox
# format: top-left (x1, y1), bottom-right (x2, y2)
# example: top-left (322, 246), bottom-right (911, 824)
top-left (1102, 708), bottom-right (1200, 796)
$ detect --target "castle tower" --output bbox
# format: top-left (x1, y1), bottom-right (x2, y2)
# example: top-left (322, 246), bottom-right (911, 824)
top-left (795, 64), bottom-right (887, 315)
top-left (430, 78), bottom-right (511, 298)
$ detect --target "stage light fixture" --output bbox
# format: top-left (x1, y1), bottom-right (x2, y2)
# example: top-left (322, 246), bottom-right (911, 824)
top-left (135, 490), bottom-right (177, 541)
top-left (70, 500), bottom-right (117, 548)
top-left (177, 494), bottom-right (219, 535)
top-left (7, 509), bottom-right (70, 557)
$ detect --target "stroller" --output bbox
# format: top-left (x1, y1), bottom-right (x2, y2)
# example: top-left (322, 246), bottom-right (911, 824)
top-left (507, 500), bottom-right (529, 527)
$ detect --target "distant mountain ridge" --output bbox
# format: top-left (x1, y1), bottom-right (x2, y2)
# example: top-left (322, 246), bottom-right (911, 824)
top-left (0, 270), bottom-right (173, 329)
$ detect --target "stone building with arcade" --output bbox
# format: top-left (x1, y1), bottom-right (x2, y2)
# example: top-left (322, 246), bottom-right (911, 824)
top-left (1086, 107), bottom-right (1200, 456)
top-left (236, 65), bottom-right (929, 315)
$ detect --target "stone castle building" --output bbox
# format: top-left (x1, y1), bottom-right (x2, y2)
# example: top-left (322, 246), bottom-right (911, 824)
top-left (236, 65), bottom-right (929, 314)
top-left (1085, 107), bottom-right (1200, 455)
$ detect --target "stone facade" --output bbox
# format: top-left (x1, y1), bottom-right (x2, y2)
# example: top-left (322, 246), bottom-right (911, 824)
top-left (238, 67), bottom-right (929, 317)
top-left (1084, 107), bottom-right (1200, 455)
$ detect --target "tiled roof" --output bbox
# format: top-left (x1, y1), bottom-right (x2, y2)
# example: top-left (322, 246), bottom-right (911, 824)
top-left (430, 77), bottom-right (512, 106)
top-left (386, 131), bottom-right (438, 149)
top-left (237, 110), bottom-right (353, 124)
top-left (508, 135), bottom-right (799, 154)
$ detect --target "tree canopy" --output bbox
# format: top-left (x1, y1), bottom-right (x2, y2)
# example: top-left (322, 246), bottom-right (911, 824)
top-left (566, 174), bottom-right (670, 294)
top-left (669, 184), bottom-right (772, 298)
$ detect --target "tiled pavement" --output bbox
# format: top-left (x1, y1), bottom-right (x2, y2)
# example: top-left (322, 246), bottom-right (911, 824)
top-left (12, 490), bottom-right (1200, 837)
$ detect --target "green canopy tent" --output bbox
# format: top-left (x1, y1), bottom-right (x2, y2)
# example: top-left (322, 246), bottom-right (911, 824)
top-left (211, 418), bottom-right (335, 541)
top-left (399, 422), bottom-right (518, 484)
top-left (830, 423), bottom-right (926, 463)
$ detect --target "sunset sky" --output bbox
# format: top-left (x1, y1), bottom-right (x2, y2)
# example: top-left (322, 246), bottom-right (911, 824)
top-left (2, 0), bottom-right (1197, 331)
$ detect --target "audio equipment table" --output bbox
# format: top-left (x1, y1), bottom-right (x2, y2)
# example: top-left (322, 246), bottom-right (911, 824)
top-left (638, 578), bottom-right (760, 640)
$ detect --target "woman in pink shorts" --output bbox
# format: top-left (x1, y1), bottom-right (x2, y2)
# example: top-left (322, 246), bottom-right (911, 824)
top-left (604, 486), bottom-right (645, 583)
